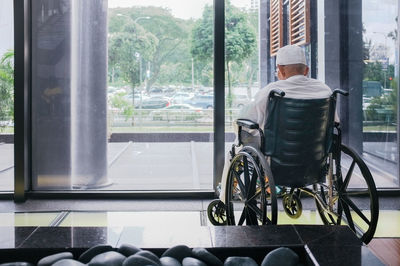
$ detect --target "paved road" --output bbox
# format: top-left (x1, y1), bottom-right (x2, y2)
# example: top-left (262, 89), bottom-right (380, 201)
top-left (0, 142), bottom-right (398, 191)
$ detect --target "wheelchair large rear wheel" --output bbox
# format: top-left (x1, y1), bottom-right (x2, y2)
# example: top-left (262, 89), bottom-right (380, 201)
top-left (314, 144), bottom-right (379, 244)
top-left (225, 146), bottom-right (278, 225)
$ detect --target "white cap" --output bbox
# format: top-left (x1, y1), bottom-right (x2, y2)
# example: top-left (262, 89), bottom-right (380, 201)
top-left (276, 45), bottom-right (307, 66)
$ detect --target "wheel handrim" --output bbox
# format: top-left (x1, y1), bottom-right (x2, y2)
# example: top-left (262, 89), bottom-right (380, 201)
top-left (315, 145), bottom-right (379, 244)
top-left (225, 150), bottom-right (276, 225)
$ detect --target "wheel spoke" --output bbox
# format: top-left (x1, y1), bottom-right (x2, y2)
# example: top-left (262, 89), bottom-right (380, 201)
top-left (319, 186), bottom-right (337, 224)
top-left (341, 195), bottom-right (371, 226)
top-left (247, 169), bottom-right (258, 199)
top-left (243, 156), bottom-right (251, 190)
top-left (343, 190), bottom-right (370, 197)
top-left (247, 202), bottom-right (262, 217)
top-left (246, 189), bottom-right (261, 203)
top-left (238, 209), bottom-right (246, 225)
top-left (233, 171), bottom-right (246, 198)
top-left (340, 199), bottom-right (356, 231)
top-left (245, 206), bottom-right (257, 225)
top-left (341, 160), bottom-right (355, 191)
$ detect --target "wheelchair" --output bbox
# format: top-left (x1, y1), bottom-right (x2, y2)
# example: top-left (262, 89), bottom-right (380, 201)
top-left (207, 89), bottom-right (379, 244)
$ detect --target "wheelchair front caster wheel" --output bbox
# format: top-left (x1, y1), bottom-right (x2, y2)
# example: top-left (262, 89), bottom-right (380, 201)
top-left (207, 199), bottom-right (227, 225)
top-left (282, 194), bottom-right (302, 219)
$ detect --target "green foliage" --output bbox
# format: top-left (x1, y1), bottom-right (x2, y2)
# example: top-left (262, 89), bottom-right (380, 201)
top-left (191, 1), bottom-right (256, 105)
top-left (0, 50), bottom-right (14, 126)
top-left (108, 7), bottom-right (193, 90)
top-left (109, 4), bottom-right (257, 92)
top-left (191, 3), bottom-right (256, 65)
top-left (365, 78), bottom-right (397, 123)
top-left (109, 92), bottom-right (133, 119)
top-left (190, 5), bottom-right (214, 63)
top-left (364, 62), bottom-right (395, 88)
top-left (109, 21), bottom-right (158, 88)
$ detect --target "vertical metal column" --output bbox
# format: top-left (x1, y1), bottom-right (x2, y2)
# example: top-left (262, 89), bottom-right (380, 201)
top-left (259, 0), bottom-right (267, 88)
top-left (71, 0), bottom-right (108, 188)
top-left (397, 1), bottom-right (400, 186)
top-left (324, 0), bottom-right (363, 153)
top-left (310, 0), bottom-right (318, 79)
top-left (13, 0), bottom-right (31, 202)
top-left (31, 0), bottom-right (108, 190)
top-left (259, 0), bottom-right (271, 88)
top-left (346, 0), bottom-right (363, 154)
top-left (213, 0), bottom-right (225, 193)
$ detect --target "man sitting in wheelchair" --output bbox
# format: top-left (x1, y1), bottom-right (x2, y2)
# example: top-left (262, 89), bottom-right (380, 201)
top-left (219, 44), bottom-right (332, 202)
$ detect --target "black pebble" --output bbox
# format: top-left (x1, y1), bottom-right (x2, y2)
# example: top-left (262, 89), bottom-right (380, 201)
top-left (117, 244), bottom-right (142, 257)
top-left (261, 247), bottom-right (299, 266)
top-left (37, 252), bottom-right (73, 266)
top-left (78, 244), bottom-right (114, 264)
top-left (160, 257), bottom-right (181, 266)
top-left (135, 250), bottom-right (160, 265)
top-left (224, 256), bottom-right (258, 266)
top-left (182, 257), bottom-right (207, 266)
top-left (123, 254), bottom-right (159, 266)
top-left (0, 263), bottom-right (34, 266)
top-left (161, 245), bottom-right (192, 263)
top-left (88, 251), bottom-right (126, 266)
top-left (52, 259), bottom-right (85, 266)
top-left (192, 248), bottom-right (223, 266)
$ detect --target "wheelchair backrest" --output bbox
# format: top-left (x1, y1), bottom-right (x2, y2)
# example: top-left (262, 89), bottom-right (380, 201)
top-left (264, 95), bottom-right (335, 187)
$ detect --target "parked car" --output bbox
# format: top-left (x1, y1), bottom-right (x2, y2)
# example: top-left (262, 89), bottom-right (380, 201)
top-left (172, 92), bottom-right (192, 104)
top-left (184, 94), bottom-right (214, 109)
top-left (163, 87), bottom-right (176, 96)
top-left (140, 97), bottom-right (170, 109)
top-left (149, 87), bottom-right (164, 97)
top-left (363, 81), bottom-right (383, 98)
top-left (150, 104), bottom-right (203, 121)
top-left (232, 94), bottom-right (250, 109)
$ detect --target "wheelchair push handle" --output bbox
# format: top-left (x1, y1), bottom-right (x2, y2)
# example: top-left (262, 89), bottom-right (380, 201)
top-left (332, 89), bottom-right (349, 96)
top-left (269, 89), bottom-right (286, 98)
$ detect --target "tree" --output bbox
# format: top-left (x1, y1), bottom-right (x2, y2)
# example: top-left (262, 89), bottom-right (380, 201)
top-left (364, 61), bottom-right (395, 89)
top-left (108, 20), bottom-right (158, 104)
top-left (108, 7), bottom-right (193, 91)
top-left (365, 78), bottom-right (397, 123)
top-left (191, 1), bottom-right (256, 107)
top-left (0, 50), bottom-right (14, 127)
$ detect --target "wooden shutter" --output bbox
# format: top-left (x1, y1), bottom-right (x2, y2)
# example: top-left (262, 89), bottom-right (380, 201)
top-left (289, 0), bottom-right (310, 45)
top-left (270, 0), bottom-right (283, 56)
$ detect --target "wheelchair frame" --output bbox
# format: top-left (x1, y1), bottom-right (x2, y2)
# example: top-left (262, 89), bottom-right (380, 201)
top-left (207, 89), bottom-right (379, 244)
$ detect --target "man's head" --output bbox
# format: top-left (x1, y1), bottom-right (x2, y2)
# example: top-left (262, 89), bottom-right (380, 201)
top-left (276, 45), bottom-right (309, 80)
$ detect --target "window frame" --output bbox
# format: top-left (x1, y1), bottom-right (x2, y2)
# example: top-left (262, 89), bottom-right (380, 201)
top-left (12, 0), bottom-right (400, 201)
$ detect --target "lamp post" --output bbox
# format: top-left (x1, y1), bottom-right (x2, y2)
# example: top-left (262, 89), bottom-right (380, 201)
top-left (373, 31), bottom-right (389, 88)
top-left (116, 14), bottom-right (151, 109)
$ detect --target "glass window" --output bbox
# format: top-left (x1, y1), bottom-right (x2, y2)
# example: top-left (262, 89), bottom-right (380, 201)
top-left (0, 0), bottom-right (14, 192)
top-left (107, 0), bottom-right (214, 191)
top-left (362, 0), bottom-right (398, 188)
top-left (224, 0), bottom-right (259, 149)
top-left (31, 0), bottom-right (214, 191)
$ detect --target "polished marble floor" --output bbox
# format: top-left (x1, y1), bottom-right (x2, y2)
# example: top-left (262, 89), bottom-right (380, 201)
top-left (0, 224), bottom-right (384, 266)
top-left (0, 210), bottom-right (398, 265)
top-left (0, 209), bottom-right (399, 237)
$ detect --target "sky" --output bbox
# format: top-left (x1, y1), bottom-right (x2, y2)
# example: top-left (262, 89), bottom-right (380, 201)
top-left (108, 0), bottom-right (251, 19)
top-left (362, 0), bottom-right (398, 62)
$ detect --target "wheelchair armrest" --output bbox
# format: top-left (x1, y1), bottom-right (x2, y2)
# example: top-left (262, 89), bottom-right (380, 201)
top-left (332, 89), bottom-right (349, 96)
top-left (236, 119), bottom-right (259, 129)
top-left (269, 89), bottom-right (286, 98)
